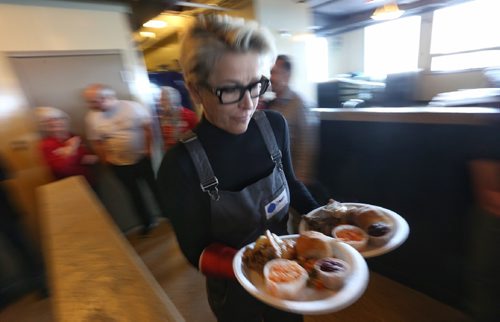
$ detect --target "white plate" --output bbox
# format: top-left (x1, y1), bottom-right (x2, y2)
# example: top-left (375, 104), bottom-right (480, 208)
top-left (300, 202), bottom-right (410, 258)
top-left (233, 234), bottom-right (369, 315)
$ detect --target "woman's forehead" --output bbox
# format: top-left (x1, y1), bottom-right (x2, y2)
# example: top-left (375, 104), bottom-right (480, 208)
top-left (210, 52), bottom-right (261, 83)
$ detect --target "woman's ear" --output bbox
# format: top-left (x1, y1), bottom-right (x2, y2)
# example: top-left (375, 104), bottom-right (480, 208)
top-left (186, 82), bottom-right (202, 105)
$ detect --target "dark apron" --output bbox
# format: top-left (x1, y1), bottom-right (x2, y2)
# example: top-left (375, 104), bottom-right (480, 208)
top-left (183, 111), bottom-right (302, 322)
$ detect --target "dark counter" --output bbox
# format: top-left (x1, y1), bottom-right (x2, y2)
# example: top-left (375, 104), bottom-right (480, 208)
top-left (314, 108), bottom-right (500, 311)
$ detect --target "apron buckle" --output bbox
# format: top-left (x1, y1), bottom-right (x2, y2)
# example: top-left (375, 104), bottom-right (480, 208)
top-left (201, 178), bottom-right (220, 201)
top-left (271, 151), bottom-right (283, 170)
top-left (207, 187), bottom-right (220, 201)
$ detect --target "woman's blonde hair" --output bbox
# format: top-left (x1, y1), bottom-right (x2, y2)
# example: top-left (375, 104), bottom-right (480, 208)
top-left (179, 14), bottom-right (276, 86)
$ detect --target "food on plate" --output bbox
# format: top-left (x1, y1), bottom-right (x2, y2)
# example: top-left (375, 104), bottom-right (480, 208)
top-left (263, 259), bottom-right (308, 299)
top-left (349, 206), bottom-right (392, 231)
top-left (332, 225), bottom-right (368, 251)
top-left (303, 203), bottom-right (396, 249)
top-left (348, 206), bottom-right (394, 246)
top-left (242, 230), bottom-right (296, 272)
top-left (242, 230), bottom-right (353, 298)
top-left (314, 257), bottom-right (351, 290)
top-left (366, 222), bottom-right (393, 246)
top-left (303, 199), bottom-right (353, 235)
top-left (296, 231), bottom-right (333, 260)
top-left (367, 222), bottom-right (390, 236)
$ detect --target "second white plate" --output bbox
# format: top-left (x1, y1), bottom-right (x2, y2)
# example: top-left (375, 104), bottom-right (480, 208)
top-left (300, 203), bottom-right (409, 258)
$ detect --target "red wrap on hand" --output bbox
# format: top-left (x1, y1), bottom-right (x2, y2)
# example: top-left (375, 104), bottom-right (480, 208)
top-left (199, 243), bottom-right (237, 279)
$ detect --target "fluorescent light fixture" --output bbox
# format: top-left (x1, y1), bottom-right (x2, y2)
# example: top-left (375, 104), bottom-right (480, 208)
top-left (292, 32), bottom-right (315, 42)
top-left (139, 31), bottom-right (156, 38)
top-left (278, 30), bottom-right (292, 38)
top-left (175, 1), bottom-right (230, 11)
top-left (143, 20), bottom-right (167, 28)
top-left (371, 2), bottom-right (405, 21)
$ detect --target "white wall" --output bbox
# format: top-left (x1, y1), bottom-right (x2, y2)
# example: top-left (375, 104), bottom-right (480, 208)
top-left (254, 0), bottom-right (316, 103)
top-left (0, 0), bottom-right (150, 234)
top-left (0, 0), bottom-right (151, 105)
top-left (328, 29), bottom-right (365, 77)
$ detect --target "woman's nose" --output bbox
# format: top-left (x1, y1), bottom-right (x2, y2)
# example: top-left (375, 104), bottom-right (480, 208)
top-left (238, 90), bottom-right (253, 110)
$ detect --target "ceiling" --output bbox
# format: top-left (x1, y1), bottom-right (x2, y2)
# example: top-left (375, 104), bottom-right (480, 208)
top-left (57, 0), bottom-right (474, 34)
top-left (309, 0), bottom-right (473, 36)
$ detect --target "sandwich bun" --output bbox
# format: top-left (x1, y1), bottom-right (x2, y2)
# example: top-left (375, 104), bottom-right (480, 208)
top-left (296, 231), bottom-right (332, 259)
top-left (349, 206), bottom-right (392, 231)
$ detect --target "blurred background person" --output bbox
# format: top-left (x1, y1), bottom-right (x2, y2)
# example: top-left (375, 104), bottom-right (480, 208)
top-left (83, 84), bottom-right (161, 235)
top-left (269, 55), bottom-right (319, 186)
top-left (0, 155), bottom-right (46, 308)
top-left (269, 55), bottom-right (327, 231)
top-left (467, 142), bottom-right (500, 322)
top-left (158, 86), bottom-right (198, 151)
top-left (36, 107), bottom-right (97, 186)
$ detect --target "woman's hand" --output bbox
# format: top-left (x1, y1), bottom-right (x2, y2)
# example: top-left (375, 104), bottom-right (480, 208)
top-left (65, 136), bottom-right (81, 155)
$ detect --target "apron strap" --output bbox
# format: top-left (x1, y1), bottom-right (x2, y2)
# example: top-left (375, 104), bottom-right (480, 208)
top-left (253, 111), bottom-right (283, 169)
top-left (180, 131), bottom-right (220, 201)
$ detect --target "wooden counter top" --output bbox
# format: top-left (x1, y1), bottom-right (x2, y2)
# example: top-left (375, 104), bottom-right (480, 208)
top-left (316, 107), bottom-right (500, 125)
top-left (37, 176), bottom-right (184, 322)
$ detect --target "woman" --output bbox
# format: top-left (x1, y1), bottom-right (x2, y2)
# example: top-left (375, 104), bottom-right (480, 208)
top-left (158, 86), bottom-right (198, 151)
top-left (157, 15), bottom-right (319, 322)
top-left (36, 107), bottom-right (97, 185)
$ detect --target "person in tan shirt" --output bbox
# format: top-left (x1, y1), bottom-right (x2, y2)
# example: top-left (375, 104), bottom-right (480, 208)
top-left (268, 55), bottom-right (319, 186)
top-left (84, 84), bottom-right (161, 235)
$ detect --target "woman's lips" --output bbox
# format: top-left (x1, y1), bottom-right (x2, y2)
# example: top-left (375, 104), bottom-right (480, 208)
top-left (233, 115), bottom-right (250, 123)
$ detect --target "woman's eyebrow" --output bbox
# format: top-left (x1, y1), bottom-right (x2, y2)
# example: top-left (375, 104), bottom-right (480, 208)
top-left (217, 78), bottom-right (260, 87)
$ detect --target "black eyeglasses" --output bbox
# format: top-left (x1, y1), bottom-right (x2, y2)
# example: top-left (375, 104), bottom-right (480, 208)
top-left (204, 76), bottom-right (270, 105)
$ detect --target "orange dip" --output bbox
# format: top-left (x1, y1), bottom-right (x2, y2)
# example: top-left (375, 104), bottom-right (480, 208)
top-left (337, 229), bottom-right (364, 241)
top-left (268, 262), bottom-right (304, 283)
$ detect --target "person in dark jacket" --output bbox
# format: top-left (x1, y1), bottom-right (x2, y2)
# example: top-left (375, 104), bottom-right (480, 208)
top-left (157, 14), bottom-right (319, 322)
top-left (0, 155), bottom-right (47, 307)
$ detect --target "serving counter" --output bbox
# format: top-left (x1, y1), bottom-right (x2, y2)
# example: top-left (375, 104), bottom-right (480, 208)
top-left (313, 106), bottom-right (500, 314)
top-left (37, 176), bottom-right (184, 322)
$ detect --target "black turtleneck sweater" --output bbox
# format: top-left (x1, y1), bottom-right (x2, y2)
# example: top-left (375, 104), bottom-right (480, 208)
top-left (157, 110), bottom-right (319, 267)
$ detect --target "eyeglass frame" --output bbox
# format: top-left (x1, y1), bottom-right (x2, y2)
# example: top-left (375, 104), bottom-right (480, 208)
top-left (201, 76), bottom-right (270, 105)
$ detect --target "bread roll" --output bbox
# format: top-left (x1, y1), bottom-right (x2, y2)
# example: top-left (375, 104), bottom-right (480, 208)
top-left (296, 231), bottom-right (332, 259)
top-left (349, 206), bottom-right (392, 231)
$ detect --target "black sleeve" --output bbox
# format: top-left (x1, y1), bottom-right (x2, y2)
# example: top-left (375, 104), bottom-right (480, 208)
top-left (157, 146), bottom-right (212, 268)
top-left (266, 111), bottom-right (320, 214)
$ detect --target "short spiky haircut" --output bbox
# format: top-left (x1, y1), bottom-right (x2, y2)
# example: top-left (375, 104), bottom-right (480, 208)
top-left (179, 14), bottom-right (276, 87)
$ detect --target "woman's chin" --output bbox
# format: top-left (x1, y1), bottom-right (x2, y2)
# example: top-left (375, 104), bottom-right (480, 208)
top-left (228, 127), bottom-right (248, 135)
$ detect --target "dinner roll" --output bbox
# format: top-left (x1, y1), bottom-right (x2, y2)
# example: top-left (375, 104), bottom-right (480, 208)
top-left (296, 231), bottom-right (332, 259)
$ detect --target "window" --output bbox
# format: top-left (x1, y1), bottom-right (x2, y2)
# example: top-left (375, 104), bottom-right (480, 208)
top-left (364, 16), bottom-right (421, 76)
top-left (430, 0), bottom-right (500, 71)
top-left (306, 36), bottom-right (329, 82)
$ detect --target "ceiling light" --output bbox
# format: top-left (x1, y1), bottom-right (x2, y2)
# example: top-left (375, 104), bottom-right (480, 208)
top-left (143, 20), bottom-right (167, 28)
top-left (175, 1), bottom-right (230, 11)
top-left (278, 30), bottom-right (292, 38)
top-left (139, 31), bottom-right (156, 38)
top-left (292, 32), bottom-right (315, 42)
top-left (371, 2), bottom-right (405, 21)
